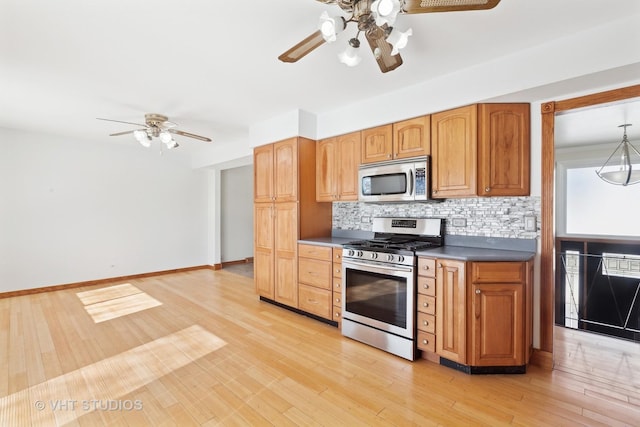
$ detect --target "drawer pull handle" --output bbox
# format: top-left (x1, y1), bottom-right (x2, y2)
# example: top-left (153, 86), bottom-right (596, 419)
top-left (424, 265), bottom-right (430, 270)
top-left (423, 284), bottom-right (429, 289)
top-left (335, 298), bottom-right (340, 303)
top-left (423, 302), bottom-right (429, 307)
top-left (423, 320), bottom-right (429, 326)
top-left (422, 339), bottom-right (429, 345)
top-left (437, 263), bottom-right (443, 268)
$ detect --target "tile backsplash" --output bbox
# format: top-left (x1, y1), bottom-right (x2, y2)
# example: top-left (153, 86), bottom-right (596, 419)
top-left (332, 196), bottom-right (540, 239)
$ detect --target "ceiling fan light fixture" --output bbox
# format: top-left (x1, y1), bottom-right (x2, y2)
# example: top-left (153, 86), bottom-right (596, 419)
top-left (164, 139), bottom-right (179, 149)
top-left (371, 0), bottom-right (402, 26)
top-left (338, 37), bottom-right (362, 67)
top-left (596, 124), bottom-right (640, 186)
top-left (387, 27), bottom-right (413, 55)
top-left (319, 11), bottom-right (346, 42)
top-left (159, 131), bottom-right (173, 144)
top-left (133, 129), bottom-right (152, 147)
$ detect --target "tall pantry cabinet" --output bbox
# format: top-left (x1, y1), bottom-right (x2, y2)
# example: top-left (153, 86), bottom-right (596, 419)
top-left (253, 137), bottom-right (332, 308)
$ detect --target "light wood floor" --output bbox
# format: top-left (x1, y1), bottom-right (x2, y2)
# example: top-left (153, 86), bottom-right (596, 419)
top-left (1, 269), bottom-right (639, 426)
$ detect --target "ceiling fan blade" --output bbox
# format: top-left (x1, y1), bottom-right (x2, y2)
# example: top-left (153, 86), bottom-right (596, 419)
top-left (97, 117), bottom-right (147, 127)
top-left (365, 26), bottom-right (403, 73)
top-left (109, 129), bottom-right (144, 137)
top-left (169, 129), bottom-right (212, 142)
top-left (403, 0), bottom-right (501, 14)
top-left (278, 30), bottom-right (326, 63)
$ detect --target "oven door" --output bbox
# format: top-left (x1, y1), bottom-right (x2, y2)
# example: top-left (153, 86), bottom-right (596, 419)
top-left (342, 259), bottom-right (415, 339)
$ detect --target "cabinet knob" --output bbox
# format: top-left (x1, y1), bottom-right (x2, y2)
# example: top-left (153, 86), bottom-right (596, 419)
top-left (423, 265), bottom-right (430, 270)
top-left (423, 302), bottom-right (429, 307)
top-left (423, 284), bottom-right (429, 289)
top-left (422, 339), bottom-right (429, 345)
top-left (437, 263), bottom-right (443, 268)
top-left (387, 154), bottom-right (392, 158)
top-left (475, 289), bottom-right (481, 294)
top-left (423, 320), bottom-right (429, 326)
top-left (485, 187), bottom-right (491, 193)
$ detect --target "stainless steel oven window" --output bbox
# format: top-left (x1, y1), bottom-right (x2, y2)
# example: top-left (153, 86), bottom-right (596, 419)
top-left (361, 173), bottom-right (408, 196)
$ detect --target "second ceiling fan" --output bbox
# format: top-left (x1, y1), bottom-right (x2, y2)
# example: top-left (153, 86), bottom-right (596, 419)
top-left (279, 0), bottom-right (501, 73)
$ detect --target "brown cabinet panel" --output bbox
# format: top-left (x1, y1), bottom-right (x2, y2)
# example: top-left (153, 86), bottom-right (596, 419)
top-left (393, 115), bottom-right (430, 159)
top-left (436, 259), bottom-right (467, 364)
top-left (298, 244), bottom-right (332, 261)
top-left (361, 124), bottom-right (393, 164)
top-left (254, 203), bottom-right (274, 298)
top-left (417, 257), bottom-right (436, 277)
top-left (299, 284), bottom-right (332, 319)
top-left (298, 258), bottom-right (332, 290)
top-left (471, 262), bottom-right (525, 283)
top-left (417, 294), bottom-right (436, 315)
top-left (254, 144), bottom-right (274, 203)
top-left (316, 131), bottom-right (361, 201)
top-left (431, 105), bottom-right (478, 198)
top-left (478, 104), bottom-right (530, 196)
top-left (417, 312), bottom-right (436, 334)
top-left (417, 331), bottom-right (436, 353)
top-left (417, 276), bottom-right (436, 296)
top-left (273, 138), bottom-right (298, 202)
top-left (470, 283), bottom-right (524, 366)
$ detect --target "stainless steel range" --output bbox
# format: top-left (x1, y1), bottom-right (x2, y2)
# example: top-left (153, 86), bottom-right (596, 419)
top-left (341, 217), bottom-right (444, 360)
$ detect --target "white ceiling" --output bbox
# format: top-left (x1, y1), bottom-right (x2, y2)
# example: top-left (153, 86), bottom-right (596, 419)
top-left (1, 0), bottom-right (639, 155)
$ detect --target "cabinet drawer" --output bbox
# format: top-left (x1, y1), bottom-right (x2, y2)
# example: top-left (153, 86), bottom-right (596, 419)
top-left (418, 258), bottom-right (436, 277)
top-left (333, 291), bottom-right (342, 307)
top-left (417, 331), bottom-right (436, 353)
top-left (298, 258), bottom-right (331, 289)
top-left (471, 262), bottom-right (525, 283)
top-left (333, 278), bottom-right (342, 292)
top-left (417, 294), bottom-right (436, 315)
top-left (298, 244), bottom-right (332, 261)
top-left (417, 276), bottom-right (436, 296)
top-left (333, 264), bottom-right (342, 279)
top-left (417, 312), bottom-right (436, 334)
top-left (332, 247), bottom-right (343, 262)
top-left (299, 284), bottom-right (332, 319)
top-left (333, 305), bottom-right (341, 322)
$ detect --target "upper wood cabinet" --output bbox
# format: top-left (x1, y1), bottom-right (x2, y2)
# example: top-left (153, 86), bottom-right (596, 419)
top-left (316, 131), bottom-right (361, 202)
top-left (254, 138), bottom-right (298, 203)
top-left (393, 115), bottom-right (431, 160)
top-left (431, 103), bottom-right (530, 198)
top-left (478, 103), bottom-right (530, 197)
top-left (361, 115), bottom-right (430, 164)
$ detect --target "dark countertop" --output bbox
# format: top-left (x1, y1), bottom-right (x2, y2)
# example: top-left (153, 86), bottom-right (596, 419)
top-left (416, 246), bottom-right (535, 262)
top-left (298, 237), bottom-right (354, 247)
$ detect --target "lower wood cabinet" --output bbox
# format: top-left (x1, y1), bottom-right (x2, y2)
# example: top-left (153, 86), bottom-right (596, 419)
top-left (298, 243), bottom-right (340, 323)
top-left (418, 256), bottom-right (532, 369)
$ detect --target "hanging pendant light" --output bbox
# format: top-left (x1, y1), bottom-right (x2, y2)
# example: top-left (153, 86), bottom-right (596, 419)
top-left (596, 124), bottom-right (640, 186)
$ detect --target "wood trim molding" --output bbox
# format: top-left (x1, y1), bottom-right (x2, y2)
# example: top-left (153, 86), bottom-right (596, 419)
top-left (539, 84), bottom-right (640, 360)
top-left (529, 349), bottom-right (554, 371)
top-left (0, 265), bottom-right (214, 299)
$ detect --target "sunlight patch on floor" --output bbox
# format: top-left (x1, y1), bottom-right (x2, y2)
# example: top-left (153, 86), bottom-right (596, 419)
top-left (76, 283), bottom-right (162, 323)
top-left (0, 325), bottom-right (226, 426)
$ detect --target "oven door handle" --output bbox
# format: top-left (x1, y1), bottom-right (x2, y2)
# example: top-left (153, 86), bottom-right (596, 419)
top-left (343, 260), bottom-right (413, 274)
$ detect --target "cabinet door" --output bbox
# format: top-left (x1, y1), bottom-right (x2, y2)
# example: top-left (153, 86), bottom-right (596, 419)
top-left (274, 202), bottom-right (299, 307)
top-left (274, 138), bottom-right (298, 202)
top-left (337, 131), bottom-right (361, 200)
top-left (361, 124), bottom-right (393, 164)
top-left (254, 203), bottom-right (274, 298)
top-left (436, 259), bottom-right (466, 364)
top-left (254, 144), bottom-right (274, 203)
top-left (431, 105), bottom-right (477, 198)
top-left (393, 115), bottom-right (430, 159)
top-left (316, 137), bottom-right (338, 202)
top-left (470, 283), bottom-right (524, 366)
top-left (478, 104), bottom-right (530, 196)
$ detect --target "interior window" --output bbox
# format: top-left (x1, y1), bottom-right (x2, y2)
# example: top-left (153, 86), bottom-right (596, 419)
top-left (565, 166), bottom-right (640, 237)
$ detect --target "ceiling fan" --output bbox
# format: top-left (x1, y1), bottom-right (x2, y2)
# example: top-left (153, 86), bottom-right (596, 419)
top-left (97, 113), bottom-right (212, 149)
top-left (279, 0), bottom-right (501, 73)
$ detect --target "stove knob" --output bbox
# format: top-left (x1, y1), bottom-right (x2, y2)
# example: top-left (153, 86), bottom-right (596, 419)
top-left (387, 254), bottom-right (395, 262)
top-left (347, 249), bottom-right (355, 257)
top-left (398, 255), bottom-right (405, 263)
top-left (371, 252), bottom-right (378, 260)
top-left (357, 251), bottom-right (364, 258)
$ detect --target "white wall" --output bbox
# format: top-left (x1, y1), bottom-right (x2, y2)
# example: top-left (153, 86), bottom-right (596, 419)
top-left (0, 128), bottom-right (209, 292)
top-left (220, 165), bottom-right (253, 262)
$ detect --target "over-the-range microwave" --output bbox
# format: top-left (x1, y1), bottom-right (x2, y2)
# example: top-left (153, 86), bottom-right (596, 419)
top-left (358, 156), bottom-right (431, 202)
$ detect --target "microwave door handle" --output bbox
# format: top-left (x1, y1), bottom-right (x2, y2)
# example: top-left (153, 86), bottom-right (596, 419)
top-left (409, 169), bottom-right (414, 196)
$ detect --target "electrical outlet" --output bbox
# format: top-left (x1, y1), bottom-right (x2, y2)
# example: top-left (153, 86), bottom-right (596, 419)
top-left (524, 216), bottom-right (537, 232)
top-left (452, 218), bottom-right (467, 227)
